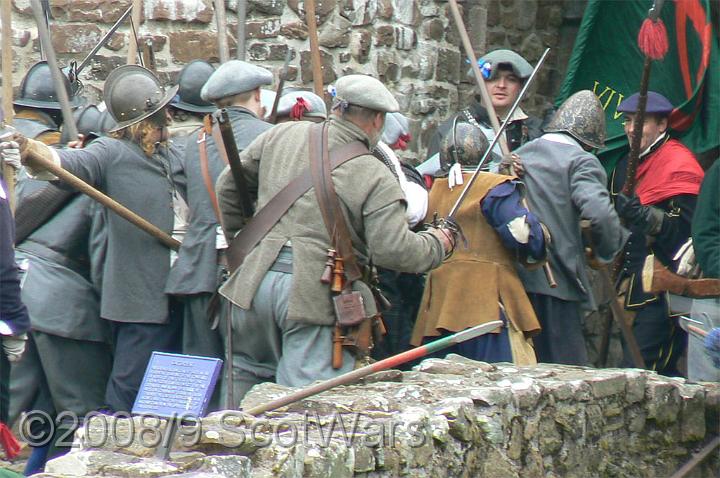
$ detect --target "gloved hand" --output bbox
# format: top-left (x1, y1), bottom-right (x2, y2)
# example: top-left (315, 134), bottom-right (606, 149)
top-left (498, 153), bottom-right (524, 177)
top-left (0, 140), bottom-right (21, 170)
top-left (615, 193), bottom-right (664, 235)
top-left (2, 334), bottom-right (27, 363)
top-left (673, 238), bottom-right (698, 277)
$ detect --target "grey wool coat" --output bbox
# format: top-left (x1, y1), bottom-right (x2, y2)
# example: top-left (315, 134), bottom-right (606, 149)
top-left (166, 107), bottom-right (272, 295)
top-left (216, 116), bottom-right (445, 326)
top-left (56, 137), bottom-right (186, 324)
top-left (15, 173), bottom-right (109, 342)
top-left (514, 134), bottom-right (628, 310)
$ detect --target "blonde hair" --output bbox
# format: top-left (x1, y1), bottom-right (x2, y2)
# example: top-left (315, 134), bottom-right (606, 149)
top-left (109, 116), bottom-right (165, 157)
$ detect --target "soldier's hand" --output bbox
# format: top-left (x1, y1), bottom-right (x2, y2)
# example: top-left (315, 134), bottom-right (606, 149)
top-left (499, 153), bottom-right (524, 177)
top-left (0, 140), bottom-right (21, 170)
top-left (2, 334), bottom-right (27, 363)
top-left (429, 227), bottom-right (456, 257)
top-left (67, 134), bottom-right (85, 149)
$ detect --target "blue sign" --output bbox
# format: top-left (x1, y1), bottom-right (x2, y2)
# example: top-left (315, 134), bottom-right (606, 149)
top-left (132, 352), bottom-right (222, 419)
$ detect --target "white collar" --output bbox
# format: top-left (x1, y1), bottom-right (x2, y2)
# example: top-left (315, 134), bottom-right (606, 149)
top-left (542, 132), bottom-right (582, 149)
top-left (640, 132), bottom-right (668, 158)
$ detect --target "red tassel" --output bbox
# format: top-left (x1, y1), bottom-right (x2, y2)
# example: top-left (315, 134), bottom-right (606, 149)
top-left (391, 133), bottom-right (412, 151)
top-left (423, 174), bottom-right (434, 190)
top-left (0, 422), bottom-right (21, 460)
top-left (290, 97), bottom-right (309, 121)
top-left (638, 18), bottom-right (669, 60)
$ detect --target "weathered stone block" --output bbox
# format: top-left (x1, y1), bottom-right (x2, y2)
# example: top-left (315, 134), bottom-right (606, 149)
top-left (349, 30), bottom-right (372, 64)
top-left (340, 0), bottom-right (377, 26)
top-left (248, 0), bottom-right (285, 16)
top-left (392, 0), bottom-right (419, 26)
top-left (145, 0), bottom-right (214, 23)
top-left (468, 6), bottom-right (488, 53)
top-left (645, 380), bottom-right (681, 425)
top-left (49, 0), bottom-right (133, 23)
top-left (279, 22), bottom-right (308, 40)
top-left (300, 50), bottom-right (336, 84)
top-left (319, 15), bottom-right (351, 48)
top-left (267, 44), bottom-right (291, 61)
top-left (587, 371), bottom-right (628, 399)
top-left (196, 455), bottom-right (252, 476)
top-left (139, 35), bottom-right (168, 52)
top-left (377, 0), bottom-right (393, 19)
top-left (287, 0), bottom-right (337, 25)
top-left (248, 43), bottom-right (270, 61)
top-left (422, 18), bottom-right (444, 41)
top-left (516, 0), bottom-right (537, 30)
top-left (395, 26), bottom-right (416, 50)
top-left (169, 31), bottom-right (229, 63)
top-left (246, 18), bottom-right (281, 39)
top-left (45, 450), bottom-right (140, 475)
top-left (375, 25), bottom-right (394, 47)
top-left (86, 55), bottom-right (126, 81)
top-left (104, 32), bottom-right (125, 52)
top-left (50, 24), bottom-right (101, 54)
top-left (435, 47), bottom-right (461, 84)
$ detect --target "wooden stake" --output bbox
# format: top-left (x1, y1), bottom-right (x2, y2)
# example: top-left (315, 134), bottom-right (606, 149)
top-left (214, 0), bottom-right (229, 63)
top-left (305, 0), bottom-right (323, 97)
top-left (126, 0), bottom-right (143, 65)
top-left (1, 0), bottom-right (15, 212)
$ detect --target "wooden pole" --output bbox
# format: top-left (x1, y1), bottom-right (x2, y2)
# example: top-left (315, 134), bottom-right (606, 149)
top-left (214, 0), bottom-right (229, 63)
top-left (235, 0), bottom-right (247, 60)
top-left (1, 0), bottom-right (16, 212)
top-left (447, 0), bottom-right (556, 288)
top-left (126, 0), bottom-right (142, 65)
top-left (30, 0), bottom-right (78, 141)
top-left (244, 321), bottom-right (503, 416)
top-left (305, 0), bottom-right (323, 97)
top-left (26, 152), bottom-right (180, 250)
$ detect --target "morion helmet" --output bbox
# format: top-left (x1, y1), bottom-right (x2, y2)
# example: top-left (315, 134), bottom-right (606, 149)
top-left (544, 90), bottom-right (606, 149)
top-left (14, 61), bottom-right (84, 110)
top-left (104, 65), bottom-right (178, 133)
top-left (172, 60), bottom-right (216, 114)
top-left (439, 119), bottom-right (492, 172)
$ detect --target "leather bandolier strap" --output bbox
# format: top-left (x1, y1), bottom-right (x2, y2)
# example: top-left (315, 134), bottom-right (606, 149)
top-left (309, 122), bottom-right (362, 282)
top-left (15, 183), bottom-right (78, 244)
top-left (225, 125), bottom-right (368, 273)
top-left (197, 123), bottom-right (228, 224)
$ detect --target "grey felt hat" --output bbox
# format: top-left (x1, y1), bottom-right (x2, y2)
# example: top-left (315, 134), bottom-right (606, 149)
top-left (381, 112), bottom-right (410, 145)
top-left (468, 49), bottom-right (533, 81)
top-left (201, 60), bottom-right (273, 103)
top-left (277, 90), bottom-right (327, 119)
top-left (334, 74), bottom-right (399, 113)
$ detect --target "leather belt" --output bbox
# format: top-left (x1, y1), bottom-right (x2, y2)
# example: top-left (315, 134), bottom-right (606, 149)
top-left (17, 240), bottom-right (89, 277)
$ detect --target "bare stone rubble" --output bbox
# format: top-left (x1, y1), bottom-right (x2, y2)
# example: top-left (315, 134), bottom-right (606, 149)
top-left (34, 355), bottom-right (719, 477)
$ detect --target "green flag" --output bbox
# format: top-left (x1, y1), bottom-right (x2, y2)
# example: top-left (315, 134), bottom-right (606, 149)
top-left (556, 0), bottom-right (719, 172)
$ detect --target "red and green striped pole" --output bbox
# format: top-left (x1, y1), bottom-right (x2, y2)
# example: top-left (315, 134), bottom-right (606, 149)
top-left (244, 320), bottom-right (503, 416)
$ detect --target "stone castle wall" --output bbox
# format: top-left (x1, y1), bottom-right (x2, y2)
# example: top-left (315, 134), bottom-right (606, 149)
top-left (39, 357), bottom-right (720, 477)
top-left (3, 0), bottom-right (586, 160)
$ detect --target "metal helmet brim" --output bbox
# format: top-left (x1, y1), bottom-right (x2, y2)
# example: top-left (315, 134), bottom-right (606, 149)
top-left (104, 65), bottom-right (179, 133)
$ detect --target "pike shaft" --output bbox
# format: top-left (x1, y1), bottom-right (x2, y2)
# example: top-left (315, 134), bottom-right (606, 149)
top-left (244, 322), bottom-right (501, 416)
top-left (30, 0), bottom-right (79, 140)
top-left (447, 48), bottom-right (550, 220)
top-left (77, 5), bottom-right (133, 74)
top-left (30, 153), bottom-right (180, 250)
